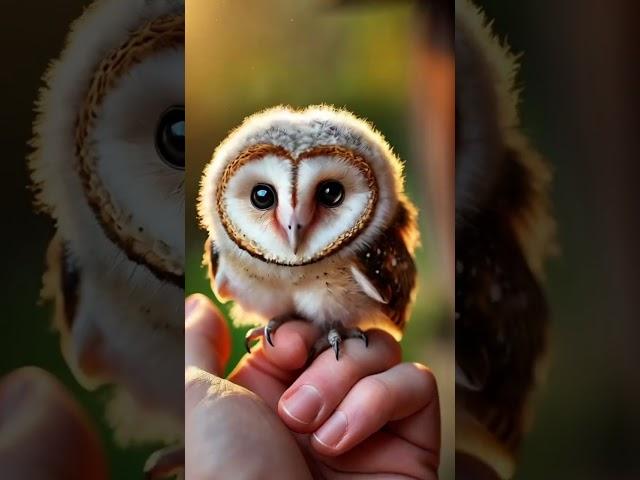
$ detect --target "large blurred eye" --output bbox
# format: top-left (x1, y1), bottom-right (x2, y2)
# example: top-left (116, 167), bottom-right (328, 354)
top-left (316, 180), bottom-right (345, 208)
top-left (251, 184), bottom-right (277, 210)
top-left (155, 106), bottom-right (184, 170)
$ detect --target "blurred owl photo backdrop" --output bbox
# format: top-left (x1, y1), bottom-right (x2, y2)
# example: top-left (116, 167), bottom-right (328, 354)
top-left (1, 0), bottom-right (185, 477)
top-left (186, 0), bottom-right (454, 477)
top-left (1, 0), bottom-right (638, 478)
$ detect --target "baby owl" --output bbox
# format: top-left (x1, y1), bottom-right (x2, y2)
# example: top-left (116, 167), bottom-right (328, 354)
top-left (199, 106), bottom-right (420, 359)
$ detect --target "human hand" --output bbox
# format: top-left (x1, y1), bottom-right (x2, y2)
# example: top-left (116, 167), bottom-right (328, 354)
top-left (0, 367), bottom-right (107, 480)
top-left (185, 294), bottom-right (312, 480)
top-left (186, 294), bottom-right (440, 479)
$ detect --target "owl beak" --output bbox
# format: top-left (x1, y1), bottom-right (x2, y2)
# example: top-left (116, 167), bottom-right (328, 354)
top-left (285, 212), bottom-right (301, 254)
top-left (288, 227), bottom-right (299, 254)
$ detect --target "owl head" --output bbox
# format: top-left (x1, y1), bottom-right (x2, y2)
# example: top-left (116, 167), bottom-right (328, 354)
top-left (199, 105), bottom-right (408, 267)
top-left (30, 0), bottom-right (185, 288)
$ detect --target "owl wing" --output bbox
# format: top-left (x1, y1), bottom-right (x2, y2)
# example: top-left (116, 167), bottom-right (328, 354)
top-left (351, 200), bottom-right (418, 331)
top-left (42, 234), bottom-right (81, 334)
top-left (41, 235), bottom-right (107, 391)
top-left (203, 236), bottom-right (235, 303)
top-left (456, 215), bottom-right (549, 451)
top-left (203, 237), bottom-right (219, 285)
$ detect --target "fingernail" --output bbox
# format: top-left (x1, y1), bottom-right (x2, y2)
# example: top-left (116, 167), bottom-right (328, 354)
top-left (313, 411), bottom-right (348, 448)
top-left (185, 295), bottom-right (202, 319)
top-left (281, 385), bottom-right (322, 425)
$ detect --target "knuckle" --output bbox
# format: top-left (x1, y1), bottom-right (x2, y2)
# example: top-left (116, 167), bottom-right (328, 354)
top-left (361, 329), bottom-right (401, 365)
top-left (378, 332), bottom-right (402, 364)
top-left (412, 363), bottom-right (437, 396)
top-left (359, 376), bottom-right (394, 408)
top-left (416, 448), bottom-right (440, 478)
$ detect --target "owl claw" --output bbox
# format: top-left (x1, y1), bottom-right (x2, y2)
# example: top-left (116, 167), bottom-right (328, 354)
top-left (306, 327), bottom-right (369, 364)
top-left (244, 316), bottom-right (293, 353)
top-left (328, 328), bottom-right (342, 360)
top-left (265, 325), bottom-right (275, 347)
top-left (244, 326), bottom-right (265, 353)
top-left (353, 328), bottom-right (368, 348)
top-left (264, 316), bottom-right (292, 347)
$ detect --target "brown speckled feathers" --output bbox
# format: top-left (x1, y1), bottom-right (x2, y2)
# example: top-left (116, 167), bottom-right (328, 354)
top-left (353, 200), bottom-right (418, 330)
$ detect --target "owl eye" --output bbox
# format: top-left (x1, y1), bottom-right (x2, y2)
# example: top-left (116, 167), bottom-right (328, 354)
top-left (155, 106), bottom-right (185, 170)
top-left (251, 184), bottom-right (277, 210)
top-left (316, 180), bottom-right (345, 208)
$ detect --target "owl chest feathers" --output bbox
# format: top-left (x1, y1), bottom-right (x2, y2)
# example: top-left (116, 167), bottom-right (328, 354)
top-left (206, 200), bottom-right (417, 338)
top-left (217, 255), bottom-right (376, 328)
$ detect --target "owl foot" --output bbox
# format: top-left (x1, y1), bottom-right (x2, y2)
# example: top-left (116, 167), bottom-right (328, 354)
top-left (144, 445), bottom-right (184, 479)
top-left (244, 315), bottom-right (294, 353)
top-left (328, 328), bottom-right (343, 360)
top-left (307, 327), bottom-right (369, 364)
top-left (348, 327), bottom-right (369, 348)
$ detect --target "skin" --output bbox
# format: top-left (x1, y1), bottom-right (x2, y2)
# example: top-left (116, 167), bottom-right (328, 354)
top-left (186, 293), bottom-right (440, 479)
top-left (0, 293), bottom-right (440, 480)
top-left (0, 367), bottom-right (108, 480)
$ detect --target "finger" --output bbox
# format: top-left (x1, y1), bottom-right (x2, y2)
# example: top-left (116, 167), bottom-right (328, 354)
top-left (0, 367), bottom-right (107, 480)
top-left (310, 362), bottom-right (438, 457)
top-left (261, 320), bottom-right (320, 371)
top-left (185, 294), bottom-right (230, 375)
top-left (226, 351), bottom-right (289, 410)
top-left (278, 329), bottom-right (401, 433)
top-left (386, 373), bottom-right (440, 453)
top-left (315, 430), bottom-right (438, 480)
top-left (228, 321), bottom-right (319, 409)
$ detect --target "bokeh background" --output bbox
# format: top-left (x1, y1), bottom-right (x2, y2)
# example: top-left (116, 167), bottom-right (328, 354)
top-left (8, 1), bottom-right (638, 479)
top-left (475, 1), bottom-right (640, 478)
top-left (0, 0), bottom-right (453, 477)
top-left (186, 0), bottom-right (454, 477)
top-left (0, 0), bottom-right (156, 475)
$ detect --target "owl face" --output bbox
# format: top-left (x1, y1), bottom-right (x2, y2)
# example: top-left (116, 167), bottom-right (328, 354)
top-left (219, 144), bottom-right (378, 264)
top-left (31, 0), bottom-right (185, 287)
top-left (200, 106), bottom-right (405, 267)
top-left (77, 11), bottom-right (185, 285)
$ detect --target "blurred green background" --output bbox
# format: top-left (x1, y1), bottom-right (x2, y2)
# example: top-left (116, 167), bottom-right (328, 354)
top-left (186, 0), bottom-right (454, 477)
top-left (476, 1), bottom-right (640, 478)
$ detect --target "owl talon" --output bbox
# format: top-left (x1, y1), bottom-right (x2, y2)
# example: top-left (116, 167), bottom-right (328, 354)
top-left (264, 315), bottom-right (291, 347)
top-left (245, 316), bottom-right (294, 352)
top-left (265, 325), bottom-right (275, 347)
top-left (328, 328), bottom-right (342, 361)
top-left (351, 328), bottom-right (368, 347)
top-left (310, 327), bottom-right (369, 362)
top-left (144, 445), bottom-right (184, 479)
top-left (244, 326), bottom-right (265, 353)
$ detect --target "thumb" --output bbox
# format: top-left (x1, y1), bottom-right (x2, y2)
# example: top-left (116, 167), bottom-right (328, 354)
top-left (185, 294), bottom-right (231, 375)
top-left (0, 367), bottom-right (108, 480)
top-left (185, 367), bottom-right (311, 480)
